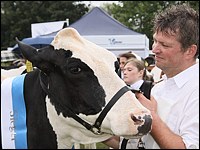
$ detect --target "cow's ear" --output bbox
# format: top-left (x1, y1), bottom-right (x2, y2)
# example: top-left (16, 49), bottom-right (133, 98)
top-left (16, 38), bottom-right (55, 73)
top-left (16, 37), bottom-right (38, 62)
top-left (16, 38), bottom-right (72, 73)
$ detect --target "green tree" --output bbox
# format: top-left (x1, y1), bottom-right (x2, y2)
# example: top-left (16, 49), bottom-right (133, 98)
top-left (1, 1), bottom-right (89, 49)
top-left (106, 1), bottom-right (199, 49)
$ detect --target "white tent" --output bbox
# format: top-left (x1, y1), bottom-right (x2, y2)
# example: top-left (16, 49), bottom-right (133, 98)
top-left (83, 34), bottom-right (149, 58)
top-left (31, 20), bottom-right (67, 38)
top-left (69, 7), bottom-right (150, 58)
top-left (33, 7), bottom-right (150, 58)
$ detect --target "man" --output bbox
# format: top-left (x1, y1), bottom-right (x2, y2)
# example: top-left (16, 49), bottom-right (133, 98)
top-left (137, 3), bottom-right (199, 149)
top-left (104, 3), bottom-right (199, 149)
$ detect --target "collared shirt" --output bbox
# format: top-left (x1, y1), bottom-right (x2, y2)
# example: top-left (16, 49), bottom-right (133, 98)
top-left (144, 62), bottom-right (199, 149)
top-left (123, 62), bottom-right (199, 149)
top-left (130, 80), bottom-right (144, 91)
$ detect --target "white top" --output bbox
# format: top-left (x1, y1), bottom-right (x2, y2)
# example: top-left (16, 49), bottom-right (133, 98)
top-left (145, 62), bottom-right (199, 149)
top-left (150, 66), bottom-right (163, 82)
top-left (124, 62), bottom-right (199, 149)
top-left (130, 80), bottom-right (144, 90)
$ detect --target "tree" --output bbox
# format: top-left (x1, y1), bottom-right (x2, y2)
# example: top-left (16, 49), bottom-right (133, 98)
top-left (1, 1), bottom-right (89, 49)
top-left (105, 1), bottom-right (199, 49)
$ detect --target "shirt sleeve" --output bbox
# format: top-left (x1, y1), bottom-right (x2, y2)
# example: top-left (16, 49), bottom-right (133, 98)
top-left (180, 92), bottom-right (199, 149)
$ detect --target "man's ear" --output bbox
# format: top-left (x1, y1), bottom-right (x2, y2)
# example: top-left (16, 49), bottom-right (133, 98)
top-left (185, 44), bottom-right (197, 59)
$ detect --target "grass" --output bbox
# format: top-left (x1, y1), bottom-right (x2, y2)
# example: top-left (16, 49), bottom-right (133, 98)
top-left (80, 142), bottom-right (109, 149)
top-left (96, 142), bottom-right (109, 149)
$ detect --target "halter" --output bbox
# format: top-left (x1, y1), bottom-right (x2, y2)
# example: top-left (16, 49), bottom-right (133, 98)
top-left (39, 71), bottom-right (130, 135)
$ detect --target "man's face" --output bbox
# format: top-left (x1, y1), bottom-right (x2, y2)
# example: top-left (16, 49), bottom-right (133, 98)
top-left (152, 31), bottom-right (185, 75)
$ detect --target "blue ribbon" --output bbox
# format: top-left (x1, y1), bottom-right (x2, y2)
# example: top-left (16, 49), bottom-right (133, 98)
top-left (12, 74), bottom-right (28, 149)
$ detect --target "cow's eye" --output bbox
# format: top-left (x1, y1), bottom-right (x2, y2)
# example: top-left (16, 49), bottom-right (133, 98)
top-left (69, 67), bottom-right (81, 74)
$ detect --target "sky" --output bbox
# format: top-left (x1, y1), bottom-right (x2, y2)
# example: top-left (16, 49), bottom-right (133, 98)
top-left (82, 1), bottom-right (119, 7)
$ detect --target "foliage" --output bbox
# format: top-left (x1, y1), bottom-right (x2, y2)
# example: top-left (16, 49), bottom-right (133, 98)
top-left (1, 1), bottom-right (89, 49)
top-left (105, 1), bottom-right (199, 49)
top-left (1, 1), bottom-right (199, 50)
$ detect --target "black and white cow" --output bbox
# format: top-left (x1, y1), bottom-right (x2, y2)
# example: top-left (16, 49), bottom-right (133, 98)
top-left (1, 28), bottom-right (152, 149)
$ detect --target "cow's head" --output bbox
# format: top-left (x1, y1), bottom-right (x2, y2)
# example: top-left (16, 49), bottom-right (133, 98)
top-left (16, 27), bottom-right (152, 147)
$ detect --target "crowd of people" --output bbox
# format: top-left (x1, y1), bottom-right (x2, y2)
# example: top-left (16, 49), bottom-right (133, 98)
top-left (1, 50), bottom-right (25, 70)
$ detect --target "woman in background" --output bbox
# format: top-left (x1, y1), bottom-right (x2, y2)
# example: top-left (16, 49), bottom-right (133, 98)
top-left (123, 58), bottom-right (154, 99)
top-left (105, 58), bottom-right (154, 149)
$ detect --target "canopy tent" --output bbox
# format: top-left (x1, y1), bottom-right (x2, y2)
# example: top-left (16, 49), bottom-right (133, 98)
top-left (44, 7), bottom-right (150, 58)
top-left (31, 20), bottom-right (67, 37)
top-left (12, 7), bottom-right (149, 58)
top-left (12, 36), bottom-right (54, 57)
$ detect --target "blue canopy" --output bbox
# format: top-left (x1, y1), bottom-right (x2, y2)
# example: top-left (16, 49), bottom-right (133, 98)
top-left (12, 36), bottom-right (54, 57)
top-left (70, 7), bottom-right (141, 35)
top-left (12, 7), bottom-right (144, 57)
top-left (43, 7), bottom-right (141, 36)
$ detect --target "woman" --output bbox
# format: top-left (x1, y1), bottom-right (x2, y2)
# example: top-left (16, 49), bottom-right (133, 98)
top-left (117, 52), bottom-right (137, 78)
top-left (123, 58), bottom-right (154, 99)
top-left (104, 58), bottom-right (154, 149)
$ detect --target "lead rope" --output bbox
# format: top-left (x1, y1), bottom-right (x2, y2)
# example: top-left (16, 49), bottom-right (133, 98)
top-left (137, 138), bottom-right (145, 149)
top-left (121, 138), bottom-right (129, 149)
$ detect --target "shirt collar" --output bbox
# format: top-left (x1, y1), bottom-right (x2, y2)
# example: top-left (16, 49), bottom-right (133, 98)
top-left (130, 80), bottom-right (144, 90)
top-left (165, 62), bottom-right (199, 88)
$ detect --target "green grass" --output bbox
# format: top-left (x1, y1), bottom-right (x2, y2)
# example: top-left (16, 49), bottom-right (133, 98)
top-left (80, 142), bottom-right (109, 149)
top-left (96, 142), bottom-right (109, 149)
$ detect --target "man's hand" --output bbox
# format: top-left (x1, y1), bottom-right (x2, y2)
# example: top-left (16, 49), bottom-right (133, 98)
top-left (135, 93), bottom-right (186, 149)
top-left (135, 93), bottom-right (157, 115)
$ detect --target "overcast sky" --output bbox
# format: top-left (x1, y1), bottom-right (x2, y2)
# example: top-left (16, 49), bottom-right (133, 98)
top-left (83, 1), bottom-right (119, 7)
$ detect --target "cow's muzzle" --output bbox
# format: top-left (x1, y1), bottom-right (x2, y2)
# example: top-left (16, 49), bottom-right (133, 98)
top-left (131, 114), bottom-right (152, 136)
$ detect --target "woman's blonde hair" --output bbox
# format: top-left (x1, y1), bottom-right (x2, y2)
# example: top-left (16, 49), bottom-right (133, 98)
top-left (124, 58), bottom-right (153, 81)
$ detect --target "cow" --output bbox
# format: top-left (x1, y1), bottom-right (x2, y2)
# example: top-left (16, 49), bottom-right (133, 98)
top-left (1, 27), bottom-right (152, 149)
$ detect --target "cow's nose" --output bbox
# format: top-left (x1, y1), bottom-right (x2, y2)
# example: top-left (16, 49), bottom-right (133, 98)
top-left (131, 114), bottom-right (152, 136)
top-left (131, 115), bottom-right (144, 125)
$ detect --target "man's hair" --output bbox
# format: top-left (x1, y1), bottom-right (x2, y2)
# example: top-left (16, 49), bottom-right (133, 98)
top-left (153, 3), bottom-right (199, 58)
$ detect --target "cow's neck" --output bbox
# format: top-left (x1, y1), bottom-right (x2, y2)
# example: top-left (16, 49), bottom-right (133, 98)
top-left (24, 69), bottom-right (57, 148)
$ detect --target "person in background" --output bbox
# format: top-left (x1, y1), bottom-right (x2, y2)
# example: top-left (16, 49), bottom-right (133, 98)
top-left (104, 3), bottom-right (199, 149)
top-left (123, 58), bottom-right (154, 98)
top-left (144, 55), bottom-right (155, 72)
top-left (117, 52), bottom-right (137, 78)
top-left (1, 50), bottom-right (25, 70)
top-left (105, 58), bottom-right (154, 149)
top-left (122, 58), bottom-right (154, 148)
